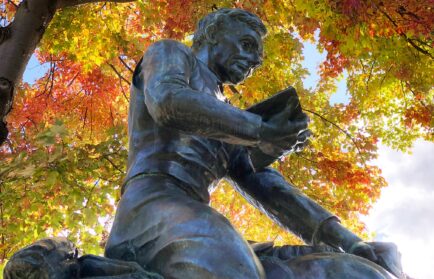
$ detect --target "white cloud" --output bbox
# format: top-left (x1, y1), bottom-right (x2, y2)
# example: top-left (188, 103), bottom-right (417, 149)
top-left (364, 140), bottom-right (434, 279)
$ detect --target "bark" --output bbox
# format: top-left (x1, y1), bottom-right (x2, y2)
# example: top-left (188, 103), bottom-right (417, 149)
top-left (0, 0), bottom-right (135, 145)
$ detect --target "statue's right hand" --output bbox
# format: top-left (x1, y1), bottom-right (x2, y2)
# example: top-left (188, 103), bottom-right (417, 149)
top-left (259, 106), bottom-right (309, 151)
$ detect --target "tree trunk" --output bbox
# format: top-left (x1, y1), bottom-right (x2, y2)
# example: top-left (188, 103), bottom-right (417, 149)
top-left (0, 0), bottom-right (58, 143)
top-left (0, 0), bottom-right (134, 144)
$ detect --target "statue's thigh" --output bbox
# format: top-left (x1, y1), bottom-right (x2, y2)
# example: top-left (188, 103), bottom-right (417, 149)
top-left (105, 176), bottom-right (264, 279)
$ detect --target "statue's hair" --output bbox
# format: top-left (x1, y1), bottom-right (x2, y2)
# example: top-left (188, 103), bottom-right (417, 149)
top-left (192, 8), bottom-right (267, 52)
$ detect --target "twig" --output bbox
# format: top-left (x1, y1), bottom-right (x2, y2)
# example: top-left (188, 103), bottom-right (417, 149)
top-left (108, 63), bottom-right (130, 101)
top-left (373, 2), bottom-right (433, 59)
top-left (102, 155), bottom-right (124, 173)
top-left (118, 56), bottom-right (134, 73)
top-left (228, 85), bottom-right (240, 95)
top-left (7, 0), bottom-right (18, 9)
top-left (57, 0), bottom-right (134, 9)
top-left (295, 153), bottom-right (318, 165)
top-left (379, 65), bottom-right (393, 90)
top-left (67, 72), bottom-right (80, 87)
top-left (82, 107), bottom-right (88, 128)
top-left (107, 63), bottom-right (131, 85)
top-left (303, 108), bottom-right (366, 165)
top-left (82, 179), bottom-right (99, 209)
top-left (35, 61), bottom-right (55, 98)
top-left (47, 62), bottom-right (56, 98)
top-left (108, 63), bottom-right (131, 85)
top-left (404, 81), bottom-right (432, 113)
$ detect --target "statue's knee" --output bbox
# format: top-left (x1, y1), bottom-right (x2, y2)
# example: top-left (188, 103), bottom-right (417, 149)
top-left (152, 238), bottom-right (264, 279)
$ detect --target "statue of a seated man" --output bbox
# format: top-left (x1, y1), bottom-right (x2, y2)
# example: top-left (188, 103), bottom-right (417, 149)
top-left (4, 8), bottom-right (403, 279)
top-left (103, 8), bottom-right (401, 279)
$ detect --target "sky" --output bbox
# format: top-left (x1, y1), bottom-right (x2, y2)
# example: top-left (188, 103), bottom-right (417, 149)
top-left (301, 40), bottom-right (434, 279)
top-left (365, 140), bottom-right (434, 279)
top-left (22, 39), bottom-right (434, 278)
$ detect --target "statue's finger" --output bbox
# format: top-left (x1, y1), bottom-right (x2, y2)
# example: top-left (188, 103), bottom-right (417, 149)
top-left (294, 139), bottom-right (310, 152)
top-left (287, 119), bottom-right (309, 135)
top-left (297, 129), bottom-right (313, 141)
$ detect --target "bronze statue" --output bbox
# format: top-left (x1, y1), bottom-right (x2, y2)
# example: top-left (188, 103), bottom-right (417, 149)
top-left (4, 8), bottom-right (403, 279)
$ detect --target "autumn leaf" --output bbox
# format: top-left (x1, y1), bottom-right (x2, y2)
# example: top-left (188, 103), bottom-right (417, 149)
top-left (0, 0), bottom-right (432, 271)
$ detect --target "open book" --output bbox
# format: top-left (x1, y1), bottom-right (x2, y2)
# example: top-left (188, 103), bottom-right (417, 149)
top-left (245, 86), bottom-right (305, 169)
top-left (246, 86), bottom-right (303, 121)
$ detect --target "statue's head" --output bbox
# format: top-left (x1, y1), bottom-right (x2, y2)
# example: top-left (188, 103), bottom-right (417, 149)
top-left (192, 8), bottom-right (267, 85)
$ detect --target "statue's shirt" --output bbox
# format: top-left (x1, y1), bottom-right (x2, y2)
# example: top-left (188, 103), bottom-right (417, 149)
top-left (126, 40), bottom-right (261, 203)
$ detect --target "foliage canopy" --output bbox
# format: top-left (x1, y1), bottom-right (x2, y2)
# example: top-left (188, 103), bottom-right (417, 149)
top-left (0, 0), bottom-right (433, 269)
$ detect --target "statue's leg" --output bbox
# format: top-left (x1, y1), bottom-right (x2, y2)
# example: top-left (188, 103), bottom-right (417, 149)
top-left (258, 251), bottom-right (394, 279)
top-left (105, 175), bottom-right (265, 279)
top-left (78, 255), bottom-right (162, 278)
top-left (287, 252), bottom-right (394, 279)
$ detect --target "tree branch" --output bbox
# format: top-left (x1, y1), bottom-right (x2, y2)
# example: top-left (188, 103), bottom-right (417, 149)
top-left (108, 63), bottom-right (130, 85)
top-left (57, 0), bottom-right (135, 9)
top-left (81, 179), bottom-right (99, 209)
top-left (404, 81), bottom-right (432, 113)
top-left (102, 154), bottom-right (124, 173)
top-left (118, 56), bottom-right (134, 73)
top-left (373, 2), bottom-right (433, 59)
top-left (303, 108), bottom-right (366, 165)
top-left (7, 0), bottom-right (19, 9)
top-left (295, 152), bottom-right (318, 165)
top-left (108, 63), bottom-right (130, 101)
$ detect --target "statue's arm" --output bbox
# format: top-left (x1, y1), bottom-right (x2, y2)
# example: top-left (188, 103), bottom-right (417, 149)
top-left (247, 143), bottom-right (288, 171)
top-left (135, 40), bottom-right (262, 146)
top-left (227, 148), bottom-right (363, 251)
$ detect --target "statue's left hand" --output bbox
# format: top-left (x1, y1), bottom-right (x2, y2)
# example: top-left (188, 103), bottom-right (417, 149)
top-left (350, 241), bottom-right (404, 278)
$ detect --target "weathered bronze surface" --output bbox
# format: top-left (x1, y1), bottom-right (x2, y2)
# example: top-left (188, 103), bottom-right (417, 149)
top-left (4, 8), bottom-right (403, 279)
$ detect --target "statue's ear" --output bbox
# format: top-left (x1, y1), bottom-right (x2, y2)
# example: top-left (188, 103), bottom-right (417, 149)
top-left (204, 23), bottom-right (218, 45)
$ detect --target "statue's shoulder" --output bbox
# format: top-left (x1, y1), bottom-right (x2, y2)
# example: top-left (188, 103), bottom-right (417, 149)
top-left (145, 39), bottom-right (193, 58)
top-left (134, 40), bottom-right (195, 87)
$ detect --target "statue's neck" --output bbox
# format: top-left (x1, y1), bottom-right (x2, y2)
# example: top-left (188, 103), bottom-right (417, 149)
top-left (194, 47), bottom-right (209, 67)
top-left (194, 46), bottom-right (221, 83)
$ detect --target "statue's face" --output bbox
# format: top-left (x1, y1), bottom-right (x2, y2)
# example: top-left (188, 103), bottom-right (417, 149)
top-left (209, 19), bottom-right (263, 85)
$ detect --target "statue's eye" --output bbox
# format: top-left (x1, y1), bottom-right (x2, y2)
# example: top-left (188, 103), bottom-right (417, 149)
top-left (241, 40), bottom-right (254, 51)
